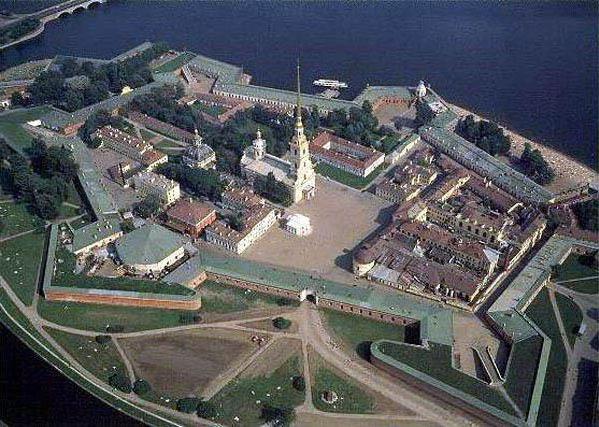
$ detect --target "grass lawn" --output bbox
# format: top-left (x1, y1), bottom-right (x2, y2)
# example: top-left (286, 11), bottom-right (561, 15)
top-left (65, 181), bottom-right (83, 207)
top-left (0, 229), bottom-right (46, 305)
top-left (379, 135), bottom-right (402, 154)
top-left (376, 341), bottom-right (516, 415)
top-left (209, 355), bottom-right (304, 426)
top-left (503, 335), bottom-right (544, 414)
top-left (45, 328), bottom-right (128, 383)
top-left (57, 203), bottom-right (82, 220)
top-left (0, 106), bottom-right (53, 154)
top-left (153, 52), bottom-right (196, 73)
top-left (199, 280), bottom-right (298, 314)
top-left (310, 351), bottom-right (375, 414)
top-left (52, 247), bottom-right (195, 296)
top-left (139, 127), bottom-right (157, 141)
top-left (323, 309), bottom-right (405, 358)
top-left (554, 254), bottom-right (599, 282)
top-left (38, 299), bottom-right (198, 332)
top-left (0, 202), bottom-right (44, 238)
top-left (560, 278), bottom-right (598, 295)
top-left (525, 288), bottom-right (568, 427)
top-left (153, 138), bottom-right (184, 152)
top-left (69, 214), bottom-right (94, 230)
top-left (555, 292), bottom-right (583, 348)
top-left (316, 162), bottom-right (385, 190)
top-left (192, 102), bottom-right (227, 118)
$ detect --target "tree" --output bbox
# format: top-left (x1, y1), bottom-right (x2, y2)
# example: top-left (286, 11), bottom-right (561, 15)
top-left (10, 91), bottom-right (25, 107)
top-left (253, 172), bottom-right (292, 206)
top-left (572, 199), bottom-right (599, 232)
top-left (272, 317), bottom-right (292, 330)
top-left (176, 397), bottom-right (200, 413)
top-left (196, 400), bottom-right (217, 419)
top-left (134, 194), bottom-right (162, 218)
top-left (292, 375), bottom-right (305, 392)
top-left (519, 142), bottom-right (555, 185)
top-left (156, 162), bottom-right (224, 201)
top-left (133, 379), bottom-right (151, 396)
top-left (227, 212), bottom-right (245, 232)
top-left (95, 335), bottom-right (112, 344)
top-left (108, 373), bottom-right (132, 393)
top-left (260, 405), bottom-right (295, 426)
top-left (455, 114), bottom-right (511, 156)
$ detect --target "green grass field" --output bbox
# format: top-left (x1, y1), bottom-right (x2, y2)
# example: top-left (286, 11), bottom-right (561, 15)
top-left (209, 355), bottom-right (304, 426)
top-left (153, 138), bottom-right (184, 152)
top-left (69, 214), bottom-right (94, 230)
top-left (310, 351), bottom-right (375, 414)
top-left (199, 280), bottom-right (298, 314)
top-left (0, 229), bottom-right (46, 305)
top-left (0, 202), bottom-right (44, 238)
top-left (323, 309), bottom-right (405, 357)
top-left (153, 52), bottom-right (196, 73)
top-left (45, 328), bottom-right (128, 383)
top-left (554, 254), bottom-right (599, 282)
top-left (560, 278), bottom-right (598, 295)
top-left (316, 162), bottom-right (385, 190)
top-left (38, 299), bottom-right (198, 332)
top-left (525, 288), bottom-right (568, 427)
top-left (555, 292), bottom-right (583, 348)
top-left (503, 335), bottom-right (544, 414)
top-left (0, 106), bottom-right (53, 154)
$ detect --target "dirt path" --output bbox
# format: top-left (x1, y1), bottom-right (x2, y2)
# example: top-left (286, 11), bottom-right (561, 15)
top-left (113, 337), bottom-right (136, 383)
top-left (548, 288), bottom-right (573, 360)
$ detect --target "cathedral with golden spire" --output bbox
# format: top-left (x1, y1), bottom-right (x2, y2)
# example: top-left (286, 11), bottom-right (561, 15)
top-left (240, 62), bottom-right (316, 203)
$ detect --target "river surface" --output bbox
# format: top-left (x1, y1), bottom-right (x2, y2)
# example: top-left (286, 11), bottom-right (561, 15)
top-left (0, 1), bottom-right (597, 425)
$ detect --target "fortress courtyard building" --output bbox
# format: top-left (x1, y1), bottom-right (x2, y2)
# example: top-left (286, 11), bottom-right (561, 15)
top-left (115, 223), bottom-right (186, 275)
top-left (241, 64), bottom-right (316, 204)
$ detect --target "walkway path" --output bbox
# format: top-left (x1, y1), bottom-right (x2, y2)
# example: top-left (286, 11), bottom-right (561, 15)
top-left (554, 275), bottom-right (599, 284)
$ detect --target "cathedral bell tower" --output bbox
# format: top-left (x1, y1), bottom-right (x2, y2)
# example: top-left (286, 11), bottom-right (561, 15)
top-left (288, 61), bottom-right (316, 202)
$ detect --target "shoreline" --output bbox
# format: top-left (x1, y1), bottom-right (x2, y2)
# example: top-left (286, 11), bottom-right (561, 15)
top-left (449, 104), bottom-right (597, 193)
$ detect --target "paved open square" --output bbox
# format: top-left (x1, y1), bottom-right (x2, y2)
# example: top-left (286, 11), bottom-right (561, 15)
top-left (243, 176), bottom-right (392, 284)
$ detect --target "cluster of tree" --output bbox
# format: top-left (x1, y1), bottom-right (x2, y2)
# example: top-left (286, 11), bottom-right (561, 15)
top-left (226, 211), bottom-right (245, 232)
top-left (25, 43), bottom-right (168, 112)
top-left (519, 142), bottom-right (555, 185)
top-left (321, 101), bottom-right (381, 147)
top-left (414, 99), bottom-right (435, 128)
top-left (132, 379), bottom-right (151, 396)
top-left (156, 162), bottom-right (224, 201)
top-left (253, 172), bottom-right (292, 206)
top-left (176, 397), bottom-right (217, 418)
top-left (0, 138), bottom-right (79, 219)
top-left (108, 372), bottom-right (132, 394)
top-left (572, 199), bottom-right (598, 232)
top-left (79, 109), bottom-right (128, 148)
top-left (128, 85), bottom-right (199, 132)
top-left (134, 194), bottom-right (162, 218)
top-left (261, 404), bottom-right (296, 426)
top-left (0, 17), bottom-right (40, 45)
top-left (455, 114), bottom-right (511, 156)
top-left (272, 316), bottom-right (292, 330)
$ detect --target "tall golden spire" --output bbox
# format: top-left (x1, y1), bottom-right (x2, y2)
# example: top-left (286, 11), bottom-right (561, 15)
top-left (295, 59), bottom-right (303, 128)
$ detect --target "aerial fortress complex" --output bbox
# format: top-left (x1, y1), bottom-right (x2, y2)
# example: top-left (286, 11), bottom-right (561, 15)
top-left (0, 40), bottom-right (596, 427)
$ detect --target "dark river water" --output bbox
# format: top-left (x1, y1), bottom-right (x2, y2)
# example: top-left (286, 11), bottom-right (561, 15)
top-left (0, 1), bottom-right (597, 425)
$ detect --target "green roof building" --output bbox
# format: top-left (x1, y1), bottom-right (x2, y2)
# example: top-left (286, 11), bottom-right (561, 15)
top-left (115, 223), bottom-right (186, 275)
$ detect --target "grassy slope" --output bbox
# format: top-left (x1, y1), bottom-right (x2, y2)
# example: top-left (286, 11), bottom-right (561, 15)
top-left (45, 327), bottom-right (128, 383)
top-left (503, 335), bottom-right (544, 415)
top-left (554, 254), bottom-right (599, 282)
top-left (153, 52), bottom-right (196, 73)
top-left (0, 229), bottom-right (46, 305)
top-left (0, 202), bottom-right (44, 238)
top-left (525, 288), bottom-right (568, 427)
top-left (199, 280), bottom-right (298, 314)
top-left (323, 309), bottom-right (405, 356)
top-left (555, 292), bottom-right (583, 349)
top-left (561, 278), bottom-right (598, 295)
top-left (209, 355), bottom-right (304, 426)
top-left (0, 106), bottom-right (53, 153)
top-left (38, 299), bottom-right (196, 333)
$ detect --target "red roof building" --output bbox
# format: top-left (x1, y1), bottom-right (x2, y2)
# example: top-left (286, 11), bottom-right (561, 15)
top-left (165, 199), bottom-right (216, 238)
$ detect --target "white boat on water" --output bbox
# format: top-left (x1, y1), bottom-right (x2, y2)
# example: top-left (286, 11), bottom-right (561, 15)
top-left (313, 79), bottom-right (348, 89)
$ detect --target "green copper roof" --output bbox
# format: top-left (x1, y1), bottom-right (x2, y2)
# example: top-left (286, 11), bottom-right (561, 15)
top-left (116, 224), bottom-right (185, 266)
top-left (72, 216), bottom-right (122, 253)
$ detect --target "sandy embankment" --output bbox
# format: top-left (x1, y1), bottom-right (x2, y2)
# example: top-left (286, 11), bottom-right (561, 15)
top-left (450, 104), bottom-right (597, 194)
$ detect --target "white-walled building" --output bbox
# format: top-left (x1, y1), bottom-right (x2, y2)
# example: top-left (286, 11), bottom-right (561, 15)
top-left (132, 171), bottom-right (180, 206)
top-left (285, 214), bottom-right (312, 236)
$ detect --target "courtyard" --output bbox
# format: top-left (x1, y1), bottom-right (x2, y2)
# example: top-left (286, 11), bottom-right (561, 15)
top-left (243, 176), bottom-right (393, 284)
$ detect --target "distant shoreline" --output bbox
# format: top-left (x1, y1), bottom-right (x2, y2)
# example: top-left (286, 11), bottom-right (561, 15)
top-left (450, 103), bottom-right (597, 193)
